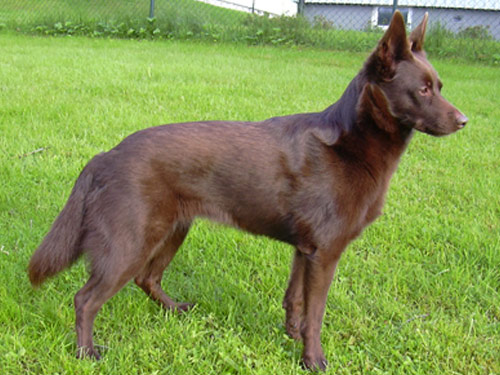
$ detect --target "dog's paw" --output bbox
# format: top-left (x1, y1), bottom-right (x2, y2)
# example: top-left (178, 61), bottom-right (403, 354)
top-left (303, 353), bottom-right (328, 372)
top-left (285, 319), bottom-right (302, 341)
top-left (76, 346), bottom-right (101, 360)
top-left (176, 302), bottom-right (195, 313)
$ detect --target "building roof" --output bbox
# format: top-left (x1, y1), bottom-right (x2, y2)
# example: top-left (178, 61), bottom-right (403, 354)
top-left (304, 0), bottom-right (500, 11)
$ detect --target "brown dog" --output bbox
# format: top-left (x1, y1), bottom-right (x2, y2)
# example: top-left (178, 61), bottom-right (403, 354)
top-left (29, 12), bottom-right (467, 371)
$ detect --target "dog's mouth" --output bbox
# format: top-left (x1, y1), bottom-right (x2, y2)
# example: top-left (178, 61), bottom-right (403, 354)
top-left (413, 110), bottom-right (468, 136)
top-left (423, 128), bottom-right (447, 137)
top-left (415, 124), bottom-right (449, 137)
top-left (414, 119), bottom-right (464, 137)
top-left (413, 119), bottom-right (436, 136)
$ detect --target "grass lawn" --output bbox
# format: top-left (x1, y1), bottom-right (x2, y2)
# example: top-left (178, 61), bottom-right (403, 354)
top-left (0, 0), bottom-right (245, 27)
top-left (0, 32), bottom-right (498, 374)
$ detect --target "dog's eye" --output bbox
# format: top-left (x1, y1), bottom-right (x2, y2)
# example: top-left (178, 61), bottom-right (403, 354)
top-left (419, 85), bottom-right (431, 96)
top-left (419, 87), bottom-right (429, 95)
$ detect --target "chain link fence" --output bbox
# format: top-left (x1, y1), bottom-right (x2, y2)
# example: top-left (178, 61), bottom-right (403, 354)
top-left (301, 0), bottom-right (500, 40)
top-left (1, 0), bottom-right (498, 61)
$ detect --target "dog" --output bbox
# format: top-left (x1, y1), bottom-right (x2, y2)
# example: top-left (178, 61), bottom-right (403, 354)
top-left (29, 11), bottom-right (467, 371)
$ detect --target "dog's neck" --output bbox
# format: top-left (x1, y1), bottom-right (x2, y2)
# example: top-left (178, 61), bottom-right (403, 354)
top-left (323, 72), bottom-right (415, 181)
top-left (322, 74), bottom-right (362, 136)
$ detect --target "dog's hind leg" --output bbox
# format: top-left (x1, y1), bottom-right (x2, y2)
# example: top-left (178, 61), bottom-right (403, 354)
top-left (283, 249), bottom-right (306, 341)
top-left (134, 223), bottom-right (193, 312)
top-left (74, 258), bottom-right (140, 359)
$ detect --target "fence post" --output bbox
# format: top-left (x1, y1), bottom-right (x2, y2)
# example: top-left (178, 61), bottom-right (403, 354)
top-left (298, 0), bottom-right (305, 15)
top-left (149, 0), bottom-right (155, 18)
top-left (392, 0), bottom-right (398, 15)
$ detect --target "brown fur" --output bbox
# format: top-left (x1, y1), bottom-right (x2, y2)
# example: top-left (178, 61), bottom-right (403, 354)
top-left (28, 12), bottom-right (467, 371)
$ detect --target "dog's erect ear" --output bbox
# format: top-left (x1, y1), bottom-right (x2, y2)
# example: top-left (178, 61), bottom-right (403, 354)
top-left (409, 13), bottom-right (429, 52)
top-left (372, 11), bottom-right (411, 80)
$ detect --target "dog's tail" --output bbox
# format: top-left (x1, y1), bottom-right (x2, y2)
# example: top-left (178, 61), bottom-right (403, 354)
top-left (28, 165), bottom-right (94, 286)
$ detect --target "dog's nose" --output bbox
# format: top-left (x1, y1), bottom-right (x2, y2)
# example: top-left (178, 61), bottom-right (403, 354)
top-left (457, 114), bottom-right (468, 129)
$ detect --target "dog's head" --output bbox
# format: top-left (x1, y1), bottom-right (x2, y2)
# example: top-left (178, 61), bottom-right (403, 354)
top-left (362, 11), bottom-right (468, 136)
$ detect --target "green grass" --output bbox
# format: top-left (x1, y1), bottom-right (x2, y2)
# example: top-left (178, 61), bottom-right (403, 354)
top-left (0, 0), bottom-right (246, 37)
top-left (0, 0), bottom-right (246, 27)
top-left (0, 33), bottom-right (499, 374)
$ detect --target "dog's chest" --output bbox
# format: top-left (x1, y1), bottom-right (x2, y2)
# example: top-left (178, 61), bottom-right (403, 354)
top-left (319, 164), bottom-right (394, 246)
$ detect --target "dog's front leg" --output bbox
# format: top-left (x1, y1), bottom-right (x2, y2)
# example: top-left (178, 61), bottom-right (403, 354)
top-left (301, 246), bottom-right (344, 371)
top-left (283, 249), bottom-right (306, 340)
